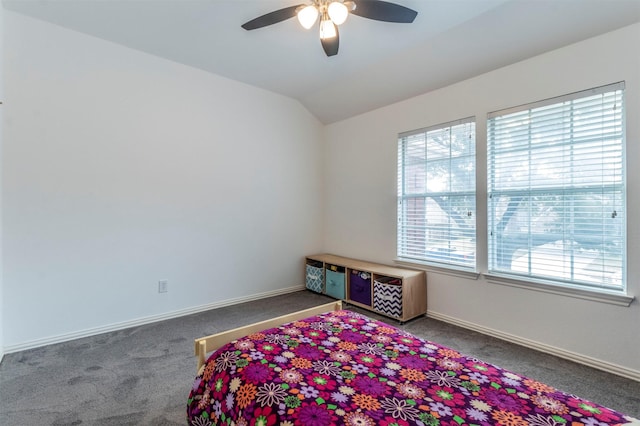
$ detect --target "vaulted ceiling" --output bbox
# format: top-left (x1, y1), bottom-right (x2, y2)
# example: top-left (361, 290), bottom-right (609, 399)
top-left (4, 0), bottom-right (640, 123)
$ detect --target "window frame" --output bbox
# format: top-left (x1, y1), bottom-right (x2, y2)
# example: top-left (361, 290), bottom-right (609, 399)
top-left (486, 82), bottom-right (627, 296)
top-left (396, 117), bottom-right (477, 271)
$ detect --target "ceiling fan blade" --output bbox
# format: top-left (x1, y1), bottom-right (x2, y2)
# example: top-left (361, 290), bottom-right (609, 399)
top-left (351, 0), bottom-right (418, 23)
top-left (321, 25), bottom-right (340, 57)
top-left (241, 4), bottom-right (304, 30)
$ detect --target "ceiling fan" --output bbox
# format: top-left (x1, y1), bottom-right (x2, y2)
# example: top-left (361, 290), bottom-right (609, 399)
top-left (241, 0), bottom-right (418, 57)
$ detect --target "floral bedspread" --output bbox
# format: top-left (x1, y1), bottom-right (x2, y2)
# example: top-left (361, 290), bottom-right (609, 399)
top-left (187, 310), bottom-right (637, 426)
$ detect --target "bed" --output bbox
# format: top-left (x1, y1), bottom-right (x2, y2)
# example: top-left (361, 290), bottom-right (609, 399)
top-left (187, 301), bottom-right (638, 425)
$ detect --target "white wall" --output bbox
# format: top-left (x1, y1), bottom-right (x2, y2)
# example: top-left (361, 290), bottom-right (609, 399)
top-left (324, 24), bottom-right (640, 373)
top-left (2, 12), bottom-right (324, 349)
top-left (0, 4), bottom-right (4, 363)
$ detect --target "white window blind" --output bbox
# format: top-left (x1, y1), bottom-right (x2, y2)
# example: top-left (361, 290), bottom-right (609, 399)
top-left (487, 82), bottom-right (626, 291)
top-left (397, 118), bottom-right (476, 268)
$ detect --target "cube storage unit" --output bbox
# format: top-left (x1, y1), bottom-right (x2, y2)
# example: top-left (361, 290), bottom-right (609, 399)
top-left (305, 259), bottom-right (324, 293)
top-left (305, 254), bottom-right (427, 322)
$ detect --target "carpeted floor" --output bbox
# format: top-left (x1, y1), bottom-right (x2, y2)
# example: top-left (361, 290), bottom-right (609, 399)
top-left (1, 290), bottom-right (639, 425)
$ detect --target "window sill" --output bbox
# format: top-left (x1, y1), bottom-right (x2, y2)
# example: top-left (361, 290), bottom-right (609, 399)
top-left (394, 258), bottom-right (480, 280)
top-left (485, 273), bottom-right (635, 307)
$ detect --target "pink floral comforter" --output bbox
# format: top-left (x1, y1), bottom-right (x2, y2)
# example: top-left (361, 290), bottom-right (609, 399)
top-left (187, 310), bottom-right (638, 426)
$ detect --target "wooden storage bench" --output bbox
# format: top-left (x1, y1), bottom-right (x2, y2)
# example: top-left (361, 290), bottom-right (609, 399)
top-left (305, 254), bottom-right (426, 322)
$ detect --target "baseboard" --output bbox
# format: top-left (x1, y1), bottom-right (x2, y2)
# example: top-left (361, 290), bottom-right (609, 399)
top-left (3, 285), bottom-right (306, 355)
top-left (427, 310), bottom-right (640, 382)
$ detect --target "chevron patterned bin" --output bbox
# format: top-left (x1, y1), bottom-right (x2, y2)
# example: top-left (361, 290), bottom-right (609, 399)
top-left (305, 262), bottom-right (324, 293)
top-left (374, 277), bottom-right (403, 318)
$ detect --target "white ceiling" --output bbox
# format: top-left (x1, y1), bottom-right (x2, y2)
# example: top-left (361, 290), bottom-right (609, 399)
top-left (4, 0), bottom-right (640, 124)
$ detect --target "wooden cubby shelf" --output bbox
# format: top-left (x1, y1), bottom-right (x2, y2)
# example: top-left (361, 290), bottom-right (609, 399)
top-left (305, 254), bottom-right (427, 322)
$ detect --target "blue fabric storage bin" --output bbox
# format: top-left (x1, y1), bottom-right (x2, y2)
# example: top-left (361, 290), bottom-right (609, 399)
top-left (349, 270), bottom-right (371, 306)
top-left (305, 262), bottom-right (324, 293)
top-left (325, 265), bottom-right (345, 299)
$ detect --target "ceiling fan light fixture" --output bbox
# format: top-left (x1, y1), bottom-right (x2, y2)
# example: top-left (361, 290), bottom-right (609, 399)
top-left (327, 1), bottom-right (349, 25)
top-left (297, 5), bottom-right (319, 29)
top-left (242, 0), bottom-right (418, 57)
top-left (319, 16), bottom-right (337, 39)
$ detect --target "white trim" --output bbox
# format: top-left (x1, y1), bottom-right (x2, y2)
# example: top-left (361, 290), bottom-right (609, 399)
top-left (487, 81), bottom-right (625, 118)
top-left (427, 310), bottom-right (640, 383)
top-left (485, 273), bottom-right (634, 307)
top-left (395, 258), bottom-right (480, 280)
top-left (398, 116), bottom-right (475, 138)
top-left (2, 285), bottom-right (306, 355)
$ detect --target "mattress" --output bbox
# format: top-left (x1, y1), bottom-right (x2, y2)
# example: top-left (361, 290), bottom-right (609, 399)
top-left (187, 309), bottom-right (638, 425)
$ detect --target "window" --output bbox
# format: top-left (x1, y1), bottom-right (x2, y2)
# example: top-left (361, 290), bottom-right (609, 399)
top-left (487, 82), bottom-right (625, 292)
top-left (397, 118), bottom-right (476, 269)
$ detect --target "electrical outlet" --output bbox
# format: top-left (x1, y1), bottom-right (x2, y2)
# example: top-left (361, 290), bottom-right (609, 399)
top-left (158, 280), bottom-right (168, 293)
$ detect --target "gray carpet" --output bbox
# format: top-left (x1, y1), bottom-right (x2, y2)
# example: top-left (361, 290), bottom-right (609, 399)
top-left (1, 290), bottom-right (638, 425)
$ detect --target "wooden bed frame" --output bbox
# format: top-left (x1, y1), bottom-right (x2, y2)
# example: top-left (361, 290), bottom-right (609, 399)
top-left (194, 300), bottom-right (343, 370)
